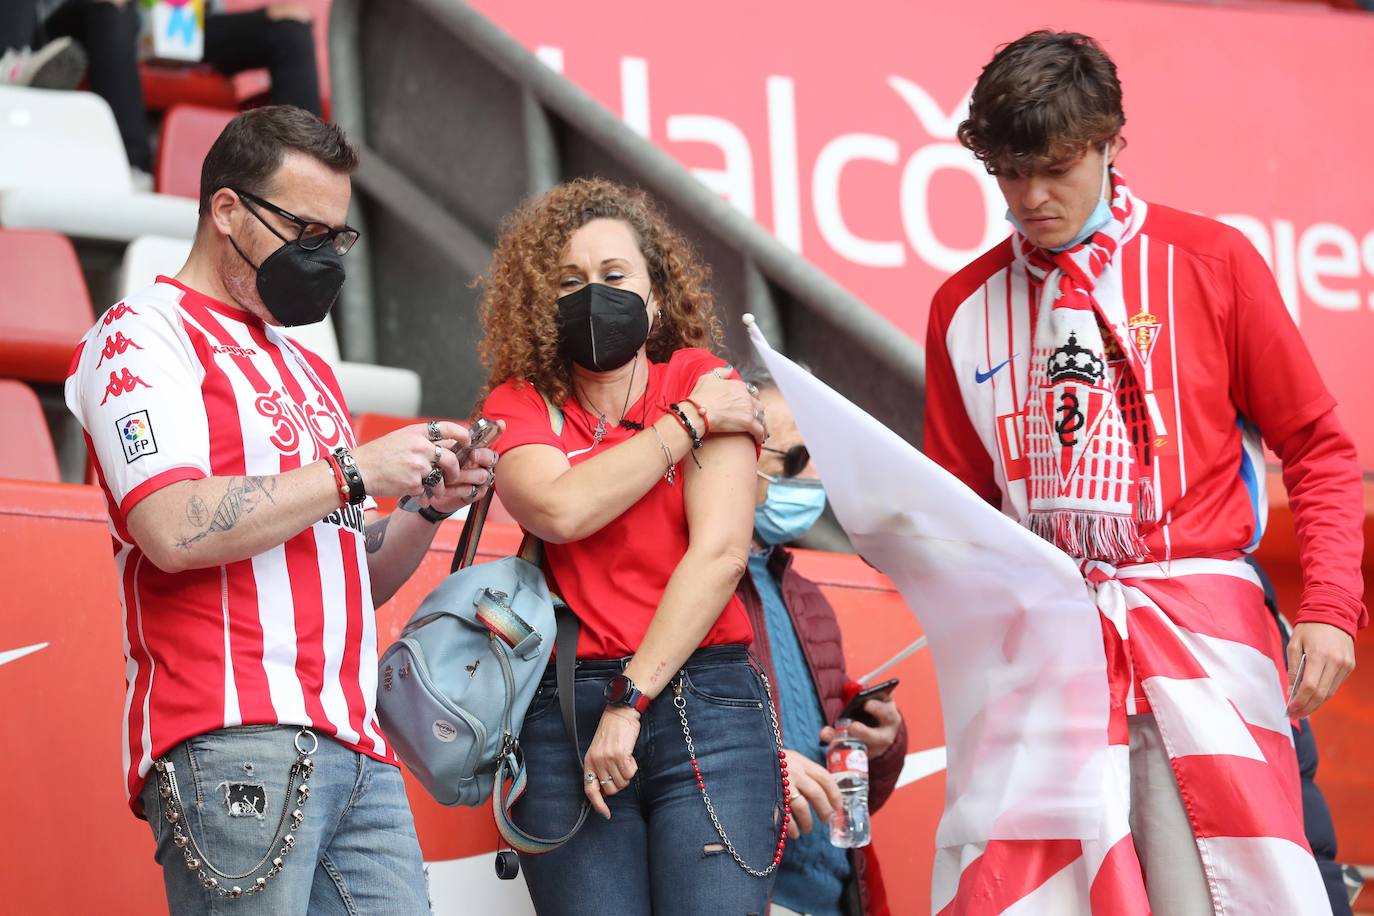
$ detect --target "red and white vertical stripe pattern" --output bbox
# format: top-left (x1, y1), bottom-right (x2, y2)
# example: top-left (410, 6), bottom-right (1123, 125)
top-left (67, 280), bottom-right (391, 808)
top-left (932, 558), bottom-right (1330, 915)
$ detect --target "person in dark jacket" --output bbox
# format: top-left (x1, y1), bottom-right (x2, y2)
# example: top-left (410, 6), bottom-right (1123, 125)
top-left (1246, 556), bottom-right (1364, 915)
top-left (737, 368), bottom-right (909, 916)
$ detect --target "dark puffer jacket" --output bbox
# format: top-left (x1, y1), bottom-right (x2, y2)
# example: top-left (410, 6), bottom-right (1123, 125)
top-left (738, 547), bottom-right (910, 916)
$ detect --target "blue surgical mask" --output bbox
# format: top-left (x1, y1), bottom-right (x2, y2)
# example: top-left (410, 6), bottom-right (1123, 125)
top-left (1006, 143), bottom-right (1113, 252)
top-left (754, 473), bottom-right (827, 546)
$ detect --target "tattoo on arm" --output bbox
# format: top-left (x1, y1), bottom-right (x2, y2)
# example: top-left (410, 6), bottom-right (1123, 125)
top-left (365, 516), bottom-right (390, 554)
top-left (175, 476), bottom-right (277, 550)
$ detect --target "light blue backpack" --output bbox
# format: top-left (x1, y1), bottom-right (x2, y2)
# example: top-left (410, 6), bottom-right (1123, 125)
top-left (376, 404), bottom-right (587, 875)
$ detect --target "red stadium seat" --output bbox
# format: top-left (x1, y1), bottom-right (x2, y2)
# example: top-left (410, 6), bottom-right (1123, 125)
top-left (155, 105), bottom-right (237, 198)
top-left (0, 229), bottom-right (94, 383)
top-left (0, 380), bottom-right (60, 482)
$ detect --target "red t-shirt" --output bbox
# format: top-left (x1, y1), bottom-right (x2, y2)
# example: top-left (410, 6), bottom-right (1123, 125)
top-left (483, 347), bottom-right (756, 659)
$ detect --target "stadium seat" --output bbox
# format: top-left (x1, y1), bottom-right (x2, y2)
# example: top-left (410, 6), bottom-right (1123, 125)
top-left (156, 105), bottom-right (237, 199)
top-left (0, 229), bottom-right (94, 382)
top-left (120, 236), bottom-right (423, 418)
top-left (0, 87), bottom-right (198, 242)
top-left (0, 380), bottom-right (61, 482)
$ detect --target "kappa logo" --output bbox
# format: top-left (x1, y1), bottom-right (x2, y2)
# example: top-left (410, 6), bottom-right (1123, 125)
top-left (117, 410), bottom-right (158, 463)
top-left (100, 368), bottom-right (152, 405)
top-left (95, 332), bottom-right (144, 368)
top-left (100, 302), bottom-right (139, 328)
top-left (212, 344), bottom-right (258, 357)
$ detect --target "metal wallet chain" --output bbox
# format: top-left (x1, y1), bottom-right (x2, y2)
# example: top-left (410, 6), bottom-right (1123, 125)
top-left (151, 728), bottom-right (318, 900)
top-left (673, 667), bottom-right (787, 878)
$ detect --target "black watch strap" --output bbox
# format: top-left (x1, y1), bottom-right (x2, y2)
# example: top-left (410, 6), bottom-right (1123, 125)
top-left (331, 446), bottom-right (367, 507)
top-left (398, 495), bottom-right (457, 523)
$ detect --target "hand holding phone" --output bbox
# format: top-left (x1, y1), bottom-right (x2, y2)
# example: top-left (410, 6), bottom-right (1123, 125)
top-left (837, 678), bottom-right (899, 728)
top-left (453, 417), bottom-right (499, 465)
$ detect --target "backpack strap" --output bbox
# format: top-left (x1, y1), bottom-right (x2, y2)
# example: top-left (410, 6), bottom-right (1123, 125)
top-left (490, 389), bottom-right (587, 856)
top-left (492, 605), bottom-right (588, 854)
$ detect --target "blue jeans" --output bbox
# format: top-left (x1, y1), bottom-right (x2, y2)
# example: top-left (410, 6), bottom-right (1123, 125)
top-left (140, 726), bottom-right (429, 915)
top-left (513, 646), bottom-right (783, 916)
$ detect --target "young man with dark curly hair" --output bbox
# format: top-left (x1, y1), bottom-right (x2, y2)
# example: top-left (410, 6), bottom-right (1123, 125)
top-left (923, 30), bottom-right (1364, 916)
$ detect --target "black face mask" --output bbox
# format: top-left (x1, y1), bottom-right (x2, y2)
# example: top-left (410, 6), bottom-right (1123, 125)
top-left (230, 234), bottom-right (345, 327)
top-left (556, 283), bottom-right (650, 372)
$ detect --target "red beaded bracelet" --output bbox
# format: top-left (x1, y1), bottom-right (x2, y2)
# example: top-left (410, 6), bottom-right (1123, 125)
top-left (682, 398), bottom-right (711, 437)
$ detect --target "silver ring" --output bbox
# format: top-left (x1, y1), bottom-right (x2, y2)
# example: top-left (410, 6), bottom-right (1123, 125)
top-left (584, 772), bottom-right (597, 785)
top-left (600, 778), bottom-right (614, 786)
top-left (432, 445), bottom-right (443, 466)
top-left (294, 728), bottom-right (319, 756)
top-left (485, 468), bottom-right (496, 487)
top-left (422, 467), bottom-right (443, 488)
top-left (426, 420), bottom-right (441, 442)
top-left (746, 383), bottom-right (759, 396)
top-left (469, 483), bottom-right (480, 500)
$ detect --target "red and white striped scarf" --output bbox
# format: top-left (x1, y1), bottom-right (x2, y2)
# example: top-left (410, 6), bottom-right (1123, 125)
top-left (1013, 173), bottom-right (1156, 563)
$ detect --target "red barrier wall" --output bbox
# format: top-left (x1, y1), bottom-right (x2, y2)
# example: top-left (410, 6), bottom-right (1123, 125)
top-left (0, 481), bottom-right (944, 914)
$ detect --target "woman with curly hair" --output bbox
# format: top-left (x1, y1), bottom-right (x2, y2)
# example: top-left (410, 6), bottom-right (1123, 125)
top-left (477, 178), bottom-right (789, 915)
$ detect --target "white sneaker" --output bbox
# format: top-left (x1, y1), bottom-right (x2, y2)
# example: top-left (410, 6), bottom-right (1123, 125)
top-left (0, 37), bottom-right (87, 89)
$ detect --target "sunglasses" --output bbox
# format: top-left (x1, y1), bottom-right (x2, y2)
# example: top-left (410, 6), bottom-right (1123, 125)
top-left (762, 444), bottom-right (809, 478)
top-left (232, 187), bottom-right (361, 255)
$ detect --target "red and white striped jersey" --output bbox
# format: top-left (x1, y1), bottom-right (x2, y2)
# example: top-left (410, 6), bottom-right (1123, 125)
top-left (65, 277), bottom-right (392, 811)
top-left (925, 202), bottom-right (1366, 635)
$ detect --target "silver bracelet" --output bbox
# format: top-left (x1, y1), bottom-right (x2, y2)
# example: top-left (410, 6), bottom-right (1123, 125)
top-left (649, 424), bottom-right (676, 486)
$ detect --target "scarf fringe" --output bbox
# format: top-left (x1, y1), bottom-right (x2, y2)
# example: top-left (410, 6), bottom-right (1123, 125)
top-left (1029, 510), bottom-right (1148, 564)
top-left (1136, 476), bottom-right (1157, 526)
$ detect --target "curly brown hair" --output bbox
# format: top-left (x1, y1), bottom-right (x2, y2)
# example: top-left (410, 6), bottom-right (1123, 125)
top-left (475, 178), bottom-right (724, 409)
top-left (958, 31), bottom-right (1125, 177)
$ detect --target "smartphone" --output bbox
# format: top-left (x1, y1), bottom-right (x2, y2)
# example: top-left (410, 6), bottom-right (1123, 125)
top-left (453, 417), bottom-right (499, 465)
top-left (1287, 653), bottom-right (1307, 706)
top-left (837, 678), bottom-right (899, 728)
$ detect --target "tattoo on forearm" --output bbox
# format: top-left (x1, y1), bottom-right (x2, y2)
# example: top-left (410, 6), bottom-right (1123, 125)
top-left (365, 516), bottom-right (390, 554)
top-left (175, 476), bottom-right (277, 550)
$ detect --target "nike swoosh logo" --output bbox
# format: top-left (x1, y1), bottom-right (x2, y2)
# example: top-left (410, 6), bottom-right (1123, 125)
top-left (896, 746), bottom-right (947, 788)
top-left (974, 355), bottom-right (1015, 384)
top-left (566, 446), bottom-right (594, 458)
top-left (0, 642), bottom-right (48, 667)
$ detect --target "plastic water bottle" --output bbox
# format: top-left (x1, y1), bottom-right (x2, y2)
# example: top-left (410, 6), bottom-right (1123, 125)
top-left (826, 718), bottom-right (871, 848)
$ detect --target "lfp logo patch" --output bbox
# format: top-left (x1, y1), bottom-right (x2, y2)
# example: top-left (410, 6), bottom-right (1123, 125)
top-left (117, 410), bottom-right (158, 463)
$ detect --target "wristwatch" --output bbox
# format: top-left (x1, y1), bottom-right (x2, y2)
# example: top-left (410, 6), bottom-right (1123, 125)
top-left (603, 674), bottom-right (651, 714)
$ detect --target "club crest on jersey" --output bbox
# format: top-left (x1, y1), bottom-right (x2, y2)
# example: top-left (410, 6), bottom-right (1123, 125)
top-left (1040, 333), bottom-right (1111, 489)
top-left (117, 410), bottom-right (158, 463)
top-left (1128, 311), bottom-right (1162, 364)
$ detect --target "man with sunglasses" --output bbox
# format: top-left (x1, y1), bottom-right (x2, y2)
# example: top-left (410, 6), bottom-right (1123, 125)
top-left (65, 106), bottom-right (497, 914)
top-left (736, 368), bottom-right (908, 916)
